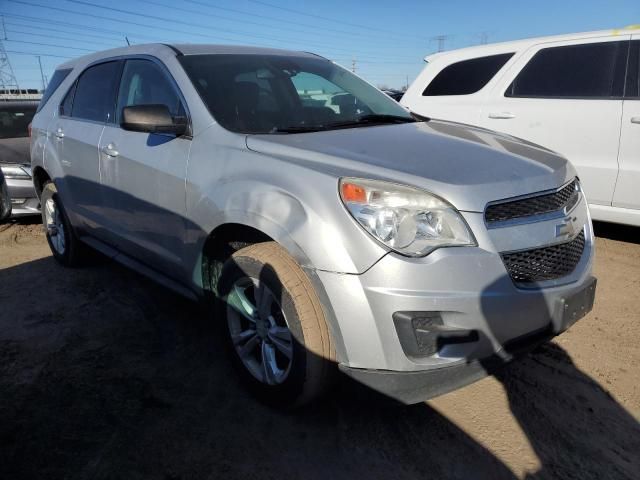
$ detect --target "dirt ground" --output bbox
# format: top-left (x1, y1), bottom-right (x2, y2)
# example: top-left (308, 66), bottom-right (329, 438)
top-left (0, 218), bottom-right (638, 480)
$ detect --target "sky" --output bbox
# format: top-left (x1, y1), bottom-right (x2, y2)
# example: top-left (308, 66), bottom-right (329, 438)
top-left (1, 0), bottom-right (639, 90)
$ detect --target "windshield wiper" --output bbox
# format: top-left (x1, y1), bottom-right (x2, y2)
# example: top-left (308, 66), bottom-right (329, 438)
top-left (325, 114), bottom-right (417, 129)
top-left (271, 125), bottom-right (328, 133)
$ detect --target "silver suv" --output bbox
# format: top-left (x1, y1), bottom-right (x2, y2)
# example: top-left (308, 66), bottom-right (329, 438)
top-left (31, 44), bottom-right (596, 406)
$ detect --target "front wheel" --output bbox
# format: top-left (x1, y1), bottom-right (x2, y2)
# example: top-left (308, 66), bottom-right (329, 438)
top-left (41, 181), bottom-right (86, 267)
top-left (218, 242), bottom-right (336, 407)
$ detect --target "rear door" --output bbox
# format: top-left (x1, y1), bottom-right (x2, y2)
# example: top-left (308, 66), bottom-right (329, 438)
top-left (480, 36), bottom-right (629, 207)
top-left (613, 38), bottom-right (640, 210)
top-left (98, 57), bottom-right (191, 278)
top-left (50, 60), bottom-right (121, 232)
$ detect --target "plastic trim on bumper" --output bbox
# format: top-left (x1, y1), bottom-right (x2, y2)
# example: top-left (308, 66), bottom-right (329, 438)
top-left (339, 324), bottom-right (555, 405)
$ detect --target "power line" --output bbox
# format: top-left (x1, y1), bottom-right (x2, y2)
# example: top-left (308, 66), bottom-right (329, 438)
top-left (245, 0), bottom-right (429, 41)
top-left (6, 29), bottom-right (124, 48)
top-left (7, 2), bottom-right (422, 64)
top-left (4, 39), bottom-right (95, 52)
top-left (5, 50), bottom-right (72, 59)
top-left (64, 0), bottom-right (417, 59)
top-left (4, 20), bottom-right (129, 42)
top-left (182, 0), bottom-right (422, 45)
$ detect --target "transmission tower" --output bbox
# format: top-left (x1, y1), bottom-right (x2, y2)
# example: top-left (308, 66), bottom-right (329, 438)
top-left (430, 35), bottom-right (452, 53)
top-left (0, 16), bottom-right (20, 91)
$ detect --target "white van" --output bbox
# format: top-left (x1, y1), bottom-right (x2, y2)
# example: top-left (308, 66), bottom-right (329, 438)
top-left (402, 27), bottom-right (640, 226)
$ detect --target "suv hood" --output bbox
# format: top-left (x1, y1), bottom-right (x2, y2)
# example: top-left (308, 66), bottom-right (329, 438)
top-left (246, 120), bottom-right (574, 212)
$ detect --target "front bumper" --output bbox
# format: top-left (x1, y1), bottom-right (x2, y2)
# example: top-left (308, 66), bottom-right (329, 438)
top-left (316, 208), bottom-right (595, 378)
top-left (5, 177), bottom-right (39, 216)
top-left (340, 277), bottom-right (596, 404)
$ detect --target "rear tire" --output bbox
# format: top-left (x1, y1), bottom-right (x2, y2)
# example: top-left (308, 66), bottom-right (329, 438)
top-left (218, 242), bottom-right (336, 407)
top-left (41, 181), bottom-right (86, 267)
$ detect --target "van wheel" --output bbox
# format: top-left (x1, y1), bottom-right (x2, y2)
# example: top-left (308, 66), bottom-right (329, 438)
top-left (218, 242), bottom-right (335, 407)
top-left (41, 181), bottom-right (85, 267)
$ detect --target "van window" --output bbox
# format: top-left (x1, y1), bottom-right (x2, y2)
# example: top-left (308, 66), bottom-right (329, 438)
top-left (36, 68), bottom-right (71, 113)
top-left (506, 41), bottom-right (628, 98)
top-left (116, 59), bottom-right (185, 123)
top-left (625, 40), bottom-right (640, 98)
top-left (71, 61), bottom-right (121, 123)
top-left (422, 53), bottom-right (514, 96)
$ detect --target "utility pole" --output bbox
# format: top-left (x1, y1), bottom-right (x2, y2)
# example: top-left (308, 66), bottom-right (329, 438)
top-left (351, 58), bottom-right (356, 73)
top-left (478, 32), bottom-right (489, 45)
top-left (0, 16), bottom-right (20, 93)
top-left (37, 55), bottom-right (46, 91)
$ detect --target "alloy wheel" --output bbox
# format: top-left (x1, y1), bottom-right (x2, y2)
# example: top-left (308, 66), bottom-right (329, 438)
top-left (44, 197), bottom-right (66, 255)
top-left (226, 276), bottom-right (294, 385)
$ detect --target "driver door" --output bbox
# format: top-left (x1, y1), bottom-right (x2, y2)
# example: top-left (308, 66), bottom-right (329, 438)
top-left (98, 57), bottom-right (191, 279)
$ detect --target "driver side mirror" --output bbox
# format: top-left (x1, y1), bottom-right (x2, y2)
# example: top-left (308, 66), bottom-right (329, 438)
top-left (121, 104), bottom-right (187, 136)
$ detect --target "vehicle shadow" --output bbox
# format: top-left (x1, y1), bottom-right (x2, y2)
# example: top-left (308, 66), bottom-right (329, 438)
top-left (593, 221), bottom-right (640, 245)
top-left (0, 255), bottom-right (516, 480)
top-left (479, 275), bottom-right (640, 480)
top-left (1, 252), bottom-right (639, 479)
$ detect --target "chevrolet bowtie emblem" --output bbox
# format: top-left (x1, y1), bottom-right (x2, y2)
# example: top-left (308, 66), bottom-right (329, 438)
top-left (555, 217), bottom-right (577, 238)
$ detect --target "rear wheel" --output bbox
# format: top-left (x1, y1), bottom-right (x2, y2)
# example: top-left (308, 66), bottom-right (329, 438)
top-left (218, 242), bottom-right (335, 407)
top-left (41, 181), bottom-right (86, 266)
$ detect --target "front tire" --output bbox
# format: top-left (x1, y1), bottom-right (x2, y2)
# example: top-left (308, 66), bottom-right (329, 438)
top-left (41, 181), bottom-right (85, 267)
top-left (218, 242), bottom-right (335, 407)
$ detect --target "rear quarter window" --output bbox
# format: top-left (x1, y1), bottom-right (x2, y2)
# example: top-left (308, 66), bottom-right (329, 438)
top-left (36, 68), bottom-right (72, 113)
top-left (422, 53), bottom-right (514, 96)
top-left (506, 41), bottom-right (628, 98)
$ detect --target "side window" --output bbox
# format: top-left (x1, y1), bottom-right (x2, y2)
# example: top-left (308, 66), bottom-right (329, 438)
top-left (116, 59), bottom-right (185, 122)
top-left (60, 80), bottom-right (77, 117)
top-left (507, 41), bottom-right (628, 98)
top-left (71, 61), bottom-right (121, 122)
top-left (625, 40), bottom-right (639, 98)
top-left (422, 53), bottom-right (514, 96)
top-left (36, 68), bottom-right (71, 113)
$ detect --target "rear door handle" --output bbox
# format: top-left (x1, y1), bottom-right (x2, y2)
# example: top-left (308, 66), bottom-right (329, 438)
top-left (54, 128), bottom-right (65, 139)
top-left (100, 143), bottom-right (119, 157)
top-left (631, 116), bottom-right (640, 124)
top-left (488, 112), bottom-right (516, 119)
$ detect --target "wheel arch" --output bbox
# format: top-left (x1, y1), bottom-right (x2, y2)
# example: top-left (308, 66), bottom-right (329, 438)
top-left (199, 220), bottom-right (349, 364)
top-left (32, 166), bottom-right (52, 199)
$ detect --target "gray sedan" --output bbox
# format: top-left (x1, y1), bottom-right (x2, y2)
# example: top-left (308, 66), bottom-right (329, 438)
top-left (0, 100), bottom-right (40, 217)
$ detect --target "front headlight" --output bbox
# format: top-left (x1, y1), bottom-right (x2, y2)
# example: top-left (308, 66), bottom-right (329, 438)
top-left (1, 165), bottom-right (31, 180)
top-left (339, 178), bottom-right (476, 257)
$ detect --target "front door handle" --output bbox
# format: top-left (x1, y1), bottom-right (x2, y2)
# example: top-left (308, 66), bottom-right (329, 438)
top-left (54, 128), bottom-right (65, 139)
top-left (101, 143), bottom-right (119, 157)
top-left (631, 116), bottom-right (640, 124)
top-left (488, 112), bottom-right (516, 119)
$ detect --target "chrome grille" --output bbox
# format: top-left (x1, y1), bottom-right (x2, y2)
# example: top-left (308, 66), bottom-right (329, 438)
top-left (486, 180), bottom-right (579, 223)
top-left (501, 230), bottom-right (585, 284)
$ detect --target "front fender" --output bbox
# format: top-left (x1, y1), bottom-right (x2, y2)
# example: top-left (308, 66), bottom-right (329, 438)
top-left (185, 133), bottom-right (388, 276)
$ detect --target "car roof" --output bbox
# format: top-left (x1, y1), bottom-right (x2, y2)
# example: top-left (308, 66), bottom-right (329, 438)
top-left (424, 25), bottom-right (640, 62)
top-left (56, 43), bottom-right (324, 70)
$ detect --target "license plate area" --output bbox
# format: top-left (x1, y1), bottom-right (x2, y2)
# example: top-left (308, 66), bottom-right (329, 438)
top-left (554, 277), bottom-right (597, 332)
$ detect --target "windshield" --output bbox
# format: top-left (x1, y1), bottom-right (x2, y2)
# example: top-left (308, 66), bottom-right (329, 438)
top-left (179, 54), bottom-right (415, 134)
top-left (0, 104), bottom-right (37, 139)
